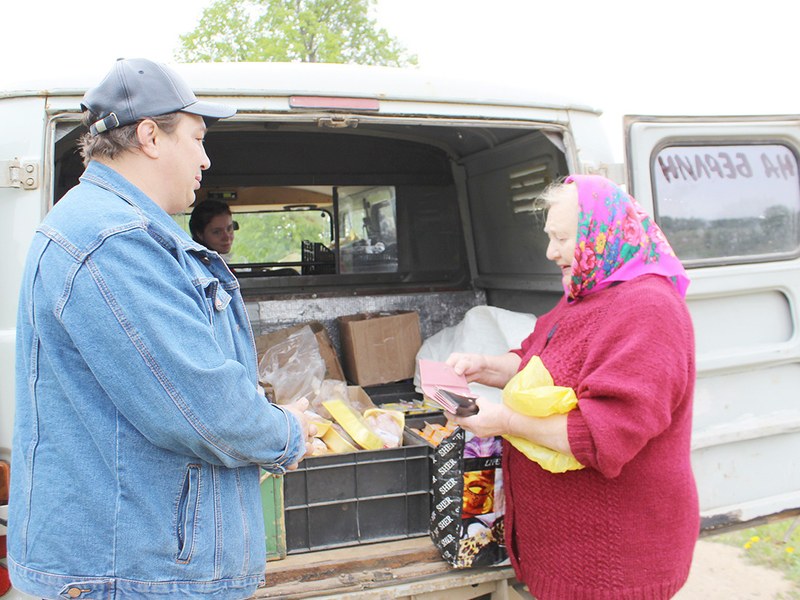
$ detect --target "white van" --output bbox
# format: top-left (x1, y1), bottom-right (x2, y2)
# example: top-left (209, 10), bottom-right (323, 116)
top-left (1, 62), bottom-right (799, 599)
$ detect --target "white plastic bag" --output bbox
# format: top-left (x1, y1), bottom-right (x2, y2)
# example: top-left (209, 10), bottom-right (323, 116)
top-left (415, 306), bottom-right (537, 403)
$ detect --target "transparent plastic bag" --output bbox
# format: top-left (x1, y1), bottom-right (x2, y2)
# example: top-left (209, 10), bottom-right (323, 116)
top-left (502, 356), bottom-right (584, 473)
top-left (316, 382), bottom-right (398, 451)
top-left (322, 397), bottom-right (385, 450)
top-left (364, 408), bottom-right (405, 448)
top-left (257, 325), bottom-right (326, 405)
top-left (310, 379), bottom-right (351, 420)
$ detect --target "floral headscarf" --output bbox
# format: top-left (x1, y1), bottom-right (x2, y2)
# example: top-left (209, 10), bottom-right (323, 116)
top-left (563, 174), bottom-right (689, 303)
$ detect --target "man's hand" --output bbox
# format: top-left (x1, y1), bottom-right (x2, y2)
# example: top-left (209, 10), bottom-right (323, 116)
top-left (284, 397), bottom-right (318, 469)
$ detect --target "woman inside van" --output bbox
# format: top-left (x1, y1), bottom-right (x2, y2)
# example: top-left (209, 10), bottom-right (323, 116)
top-left (446, 174), bottom-right (698, 600)
top-left (189, 199), bottom-right (238, 258)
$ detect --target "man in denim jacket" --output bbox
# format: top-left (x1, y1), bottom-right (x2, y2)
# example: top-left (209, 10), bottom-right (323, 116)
top-left (9, 58), bottom-right (312, 600)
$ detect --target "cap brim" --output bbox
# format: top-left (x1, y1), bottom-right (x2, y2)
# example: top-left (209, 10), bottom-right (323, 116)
top-left (181, 100), bottom-right (237, 121)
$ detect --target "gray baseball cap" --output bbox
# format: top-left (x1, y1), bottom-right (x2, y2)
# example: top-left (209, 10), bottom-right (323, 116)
top-left (81, 58), bottom-right (236, 136)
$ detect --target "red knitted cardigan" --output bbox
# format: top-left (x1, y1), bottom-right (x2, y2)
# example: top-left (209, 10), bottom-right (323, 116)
top-left (505, 274), bottom-right (699, 600)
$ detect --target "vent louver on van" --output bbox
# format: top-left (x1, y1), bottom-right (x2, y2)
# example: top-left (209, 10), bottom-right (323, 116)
top-left (509, 163), bottom-right (551, 214)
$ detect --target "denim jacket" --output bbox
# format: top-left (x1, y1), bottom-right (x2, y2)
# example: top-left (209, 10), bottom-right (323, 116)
top-left (9, 162), bottom-right (305, 600)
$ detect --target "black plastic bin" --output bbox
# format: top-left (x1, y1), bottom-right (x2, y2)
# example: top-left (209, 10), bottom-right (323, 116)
top-left (283, 434), bottom-right (432, 553)
top-left (301, 241), bottom-right (336, 275)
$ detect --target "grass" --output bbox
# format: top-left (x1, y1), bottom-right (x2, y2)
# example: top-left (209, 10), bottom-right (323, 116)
top-left (708, 515), bottom-right (800, 598)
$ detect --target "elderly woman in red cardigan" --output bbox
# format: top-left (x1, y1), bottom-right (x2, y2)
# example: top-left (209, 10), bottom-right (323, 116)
top-left (447, 174), bottom-right (699, 600)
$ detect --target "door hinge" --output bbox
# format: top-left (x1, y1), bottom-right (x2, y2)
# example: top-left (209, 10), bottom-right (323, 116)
top-left (582, 162), bottom-right (625, 186)
top-left (1, 159), bottom-right (39, 189)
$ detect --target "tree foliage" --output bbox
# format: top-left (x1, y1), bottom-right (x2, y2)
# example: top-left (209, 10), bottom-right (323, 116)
top-left (227, 211), bottom-right (331, 264)
top-left (176, 0), bottom-right (417, 67)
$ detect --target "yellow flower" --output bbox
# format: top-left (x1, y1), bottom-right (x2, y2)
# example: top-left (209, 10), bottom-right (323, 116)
top-left (787, 546), bottom-right (795, 554)
top-left (750, 536), bottom-right (760, 543)
top-left (595, 233), bottom-right (607, 253)
top-left (744, 542), bottom-right (752, 549)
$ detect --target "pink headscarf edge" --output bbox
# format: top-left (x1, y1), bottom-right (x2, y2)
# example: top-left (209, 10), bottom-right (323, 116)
top-left (562, 174), bottom-right (690, 300)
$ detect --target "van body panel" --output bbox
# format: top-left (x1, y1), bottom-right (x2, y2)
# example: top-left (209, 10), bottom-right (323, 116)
top-left (626, 115), bottom-right (800, 529)
top-left (6, 62), bottom-right (601, 114)
top-left (1, 65), bottom-right (798, 599)
top-left (0, 97), bottom-right (48, 468)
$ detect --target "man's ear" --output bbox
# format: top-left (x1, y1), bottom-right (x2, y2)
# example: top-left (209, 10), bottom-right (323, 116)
top-left (136, 119), bottom-right (160, 159)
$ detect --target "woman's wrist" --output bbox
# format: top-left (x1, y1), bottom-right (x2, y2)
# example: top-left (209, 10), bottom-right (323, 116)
top-left (482, 353), bottom-right (521, 388)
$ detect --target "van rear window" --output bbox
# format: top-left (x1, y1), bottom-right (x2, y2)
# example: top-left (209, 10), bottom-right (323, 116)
top-left (652, 144), bottom-right (800, 264)
top-left (174, 185), bottom-right (399, 276)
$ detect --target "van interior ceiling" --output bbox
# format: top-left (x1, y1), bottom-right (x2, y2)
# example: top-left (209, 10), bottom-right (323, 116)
top-left (52, 118), bottom-right (570, 305)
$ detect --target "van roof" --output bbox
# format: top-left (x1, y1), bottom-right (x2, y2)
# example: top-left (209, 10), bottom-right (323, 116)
top-left (0, 61), bottom-right (601, 115)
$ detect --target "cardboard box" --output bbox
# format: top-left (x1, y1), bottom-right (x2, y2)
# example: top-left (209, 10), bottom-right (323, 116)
top-left (255, 321), bottom-right (345, 382)
top-left (337, 310), bottom-right (421, 386)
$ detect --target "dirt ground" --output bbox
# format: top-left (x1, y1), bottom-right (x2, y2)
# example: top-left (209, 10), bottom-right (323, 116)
top-left (673, 539), bottom-right (797, 599)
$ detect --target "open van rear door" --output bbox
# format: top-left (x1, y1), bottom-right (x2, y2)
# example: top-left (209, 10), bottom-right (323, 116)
top-left (625, 115), bottom-right (800, 531)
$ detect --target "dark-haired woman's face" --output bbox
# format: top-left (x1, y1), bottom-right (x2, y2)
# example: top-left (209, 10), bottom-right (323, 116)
top-left (197, 213), bottom-right (235, 254)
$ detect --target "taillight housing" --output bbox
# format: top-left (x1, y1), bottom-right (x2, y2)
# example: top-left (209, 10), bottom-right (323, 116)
top-left (0, 460), bottom-right (9, 505)
top-left (1, 459), bottom-right (9, 596)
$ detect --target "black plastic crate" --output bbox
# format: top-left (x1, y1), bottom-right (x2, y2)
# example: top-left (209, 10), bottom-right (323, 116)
top-left (363, 381), bottom-right (443, 419)
top-left (363, 381), bottom-right (420, 403)
top-left (301, 241), bottom-right (335, 275)
top-left (404, 413), bottom-right (449, 446)
top-left (283, 432), bottom-right (432, 554)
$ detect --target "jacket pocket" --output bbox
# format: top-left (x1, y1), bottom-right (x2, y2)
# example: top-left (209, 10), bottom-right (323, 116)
top-left (199, 277), bottom-right (232, 330)
top-left (176, 464), bottom-right (201, 563)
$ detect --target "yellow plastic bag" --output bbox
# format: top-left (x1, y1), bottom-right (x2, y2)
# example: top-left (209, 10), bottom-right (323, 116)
top-left (307, 413), bottom-right (332, 438)
top-left (322, 399), bottom-right (385, 450)
top-left (321, 424), bottom-right (359, 453)
top-left (501, 356), bottom-right (584, 473)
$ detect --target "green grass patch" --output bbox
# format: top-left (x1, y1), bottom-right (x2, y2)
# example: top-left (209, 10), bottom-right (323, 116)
top-left (709, 516), bottom-right (800, 598)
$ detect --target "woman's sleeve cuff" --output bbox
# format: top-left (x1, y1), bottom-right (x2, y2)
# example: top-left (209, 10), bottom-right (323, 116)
top-left (567, 409), bottom-right (595, 468)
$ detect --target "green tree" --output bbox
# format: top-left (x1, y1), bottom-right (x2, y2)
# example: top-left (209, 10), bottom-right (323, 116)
top-left (176, 0), bottom-right (417, 67)
top-left (229, 211), bottom-right (332, 264)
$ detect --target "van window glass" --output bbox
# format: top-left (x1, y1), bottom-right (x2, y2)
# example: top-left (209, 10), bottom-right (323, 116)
top-left (232, 209), bottom-right (332, 266)
top-left (173, 207), bottom-right (334, 273)
top-left (174, 185), bottom-right (399, 276)
top-left (338, 186), bottom-right (398, 274)
top-left (652, 144), bottom-right (800, 264)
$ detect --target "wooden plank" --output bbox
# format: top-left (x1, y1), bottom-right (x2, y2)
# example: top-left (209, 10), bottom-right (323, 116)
top-left (253, 561), bottom-right (515, 600)
top-left (262, 538), bottom-right (445, 587)
top-left (254, 538), bottom-right (515, 600)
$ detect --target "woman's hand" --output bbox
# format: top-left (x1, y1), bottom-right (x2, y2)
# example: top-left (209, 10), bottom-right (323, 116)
top-left (445, 397), bottom-right (512, 438)
top-left (446, 353), bottom-right (488, 382)
top-left (447, 397), bottom-right (573, 458)
top-left (446, 352), bottom-right (522, 389)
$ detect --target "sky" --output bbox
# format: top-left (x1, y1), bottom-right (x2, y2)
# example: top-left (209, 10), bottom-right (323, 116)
top-left (2, 0), bottom-right (799, 158)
